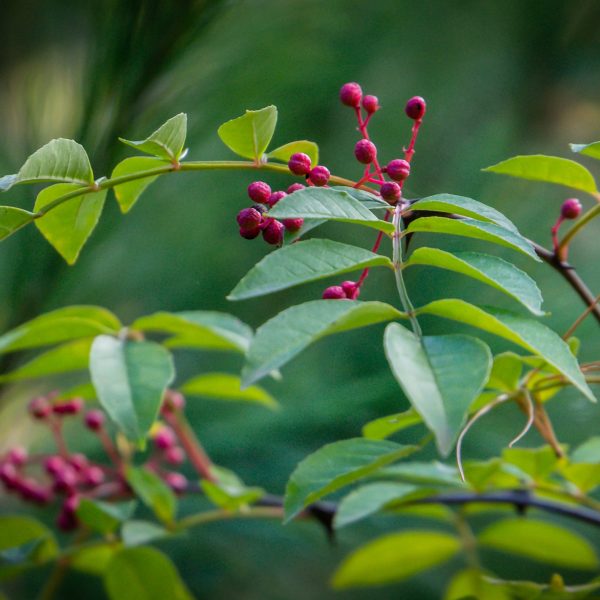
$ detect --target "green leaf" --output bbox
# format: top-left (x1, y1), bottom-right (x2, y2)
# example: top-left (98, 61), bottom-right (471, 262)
top-left (180, 373), bottom-right (277, 409)
top-left (334, 482), bottom-right (417, 529)
top-left (416, 299), bottom-right (596, 403)
top-left (0, 338), bottom-right (92, 382)
top-left (242, 300), bottom-right (405, 387)
top-left (284, 438), bottom-right (417, 522)
top-left (267, 140), bottom-right (318, 165)
top-left (384, 324), bottom-right (492, 456)
top-left (376, 461), bottom-right (464, 487)
top-left (332, 530), bottom-right (460, 589)
top-left (89, 336), bottom-right (175, 443)
top-left (487, 352), bottom-right (523, 392)
top-left (34, 183), bottom-right (106, 264)
top-left (70, 544), bottom-right (119, 575)
top-left (126, 467), bottom-right (177, 525)
top-left (332, 186), bottom-right (390, 210)
top-left (121, 521), bottom-right (170, 547)
top-left (483, 155), bottom-right (597, 194)
top-left (502, 446), bottom-right (558, 481)
top-left (362, 408), bottom-right (423, 440)
top-left (411, 194), bottom-right (518, 232)
top-left (0, 516), bottom-right (57, 564)
top-left (445, 569), bottom-right (511, 600)
top-left (111, 157), bottom-right (171, 213)
top-left (104, 547), bottom-right (193, 600)
top-left (229, 239), bottom-right (392, 301)
top-left (201, 476), bottom-right (264, 511)
top-left (405, 248), bottom-right (543, 315)
top-left (406, 216), bottom-right (540, 261)
top-left (0, 306), bottom-right (120, 354)
top-left (218, 106), bottom-right (277, 161)
top-left (77, 500), bottom-right (136, 535)
top-left (479, 518), bottom-right (598, 569)
top-left (132, 311), bottom-right (252, 354)
top-left (119, 113), bottom-right (187, 161)
top-left (268, 186), bottom-right (394, 234)
top-left (1, 139), bottom-right (94, 191)
top-left (571, 141), bottom-right (600, 160)
top-left (572, 437), bottom-right (600, 463)
top-left (560, 463), bottom-right (600, 493)
top-left (0, 207), bottom-right (36, 241)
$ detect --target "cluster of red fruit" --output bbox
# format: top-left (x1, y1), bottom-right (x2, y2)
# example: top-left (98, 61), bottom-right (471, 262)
top-left (0, 390), bottom-right (189, 531)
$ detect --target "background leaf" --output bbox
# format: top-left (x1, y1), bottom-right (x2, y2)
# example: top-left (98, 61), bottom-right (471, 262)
top-left (217, 106), bottom-right (277, 161)
top-left (126, 467), bottom-right (177, 525)
top-left (362, 408), bottom-right (423, 440)
top-left (0, 516), bottom-right (57, 565)
top-left (267, 140), bottom-right (318, 165)
top-left (571, 141), bottom-right (600, 160)
top-left (0, 207), bottom-right (35, 241)
top-left (119, 113), bottom-right (187, 161)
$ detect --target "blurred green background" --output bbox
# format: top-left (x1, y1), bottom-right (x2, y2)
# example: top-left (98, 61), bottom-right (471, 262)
top-left (1, 0), bottom-right (600, 597)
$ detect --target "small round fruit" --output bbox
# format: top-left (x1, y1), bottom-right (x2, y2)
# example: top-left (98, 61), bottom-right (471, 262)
top-left (386, 159), bottom-right (410, 182)
top-left (354, 139), bottom-right (377, 164)
top-left (339, 82), bottom-right (362, 107)
top-left (247, 181), bottom-right (272, 204)
top-left (405, 96), bottom-right (426, 120)
top-left (561, 198), bottom-right (582, 220)
top-left (288, 153), bottom-right (312, 176)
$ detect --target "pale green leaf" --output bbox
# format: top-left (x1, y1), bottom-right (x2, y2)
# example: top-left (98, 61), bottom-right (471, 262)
top-left (406, 216), bottom-right (540, 261)
top-left (0, 207), bottom-right (35, 241)
top-left (385, 324), bottom-right (492, 455)
top-left (332, 531), bottom-right (460, 589)
top-left (405, 248), bottom-right (543, 315)
top-left (487, 352), bottom-right (523, 392)
top-left (376, 461), bottom-right (464, 487)
top-left (571, 141), bottom-right (600, 160)
top-left (126, 467), bottom-right (176, 525)
top-left (121, 521), bottom-right (170, 547)
top-left (111, 157), bottom-right (171, 213)
top-left (502, 446), bottom-right (558, 481)
top-left (229, 239), bottom-right (392, 300)
top-left (479, 518), bottom-right (598, 569)
top-left (77, 499), bottom-right (136, 535)
top-left (119, 113), bottom-right (187, 161)
top-left (267, 140), bottom-right (318, 165)
top-left (34, 183), bottom-right (106, 264)
top-left (180, 373), bottom-right (277, 409)
top-left (268, 186), bottom-right (394, 233)
top-left (445, 569), bottom-right (511, 600)
top-left (483, 155), bottom-right (597, 194)
top-left (218, 106), bottom-right (277, 161)
top-left (572, 437), bottom-right (600, 463)
top-left (416, 299), bottom-right (595, 402)
top-left (0, 516), bottom-right (57, 564)
top-left (362, 408), bottom-right (423, 440)
top-left (70, 544), bottom-right (118, 575)
top-left (242, 300), bottom-right (405, 386)
top-left (89, 336), bottom-right (175, 443)
top-left (284, 438), bottom-right (416, 522)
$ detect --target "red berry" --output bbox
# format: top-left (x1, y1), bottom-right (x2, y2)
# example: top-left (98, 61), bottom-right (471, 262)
top-left (237, 207), bottom-right (262, 231)
top-left (83, 465), bottom-right (104, 486)
top-left (322, 285), bottom-right (346, 300)
top-left (267, 191), bottom-right (287, 208)
top-left (165, 446), bottom-right (185, 465)
top-left (341, 281), bottom-right (360, 300)
top-left (288, 153), bottom-right (312, 176)
top-left (18, 479), bottom-right (52, 505)
top-left (262, 219), bottom-right (285, 245)
top-left (53, 398), bottom-right (84, 416)
top-left (282, 218), bottom-right (304, 232)
top-left (52, 465), bottom-right (78, 494)
top-left (7, 447), bottom-right (27, 466)
top-left (164, 472), bottom-right (187, 494)
top-left (362, 95), bottom-right (379, 114)
top-left (0, 462), bottom-right (20, 489)
top-left (386, 159), bottom-right (410, 182)
top-left (44, 455), bottom-right (66, 476)
top-left (405, 96), bottom-right (426, 120)
top-left (84, 409), bottom-right (105, 431)
top-left (561, 198), bottom-right (582, 219)
top-left (340, 82), bottom-right (362, 107)
top-left (69, 454), bottom-right (88, 472)
top-left (29, 396), bottom-right (52, 420)
top-left (161, 390), bottom-right (186, 414)
top-left (287, 183), bottom-right (305, 194)
top-left (57, 495), bottom-right (80, 531)
top-left (380, 181), bottom-right (402, 203)
top-left (154, 426), bottom-right (176, 450)
top-left (247, 181), bottom-right (271, 204)
top-left (354, 139), bottom-right (377, 164)
top-left (308, 166), bottom-right (330, 186)
top-left (239, 226), bottom-right (261, 240)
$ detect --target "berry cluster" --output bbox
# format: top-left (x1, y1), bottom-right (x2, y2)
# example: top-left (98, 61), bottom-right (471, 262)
top-left (0, 390), bottom-right (190, 531)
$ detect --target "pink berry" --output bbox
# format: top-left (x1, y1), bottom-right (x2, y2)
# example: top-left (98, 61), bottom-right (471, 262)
top-left (282, 218), bottom-right (304, 232)
top-left (322, 286), bottom-right (346, 300)
top-left (247, 181), bottom-right (271, 204)
top-left (69, 454), bottom-right (88, 472)
top-left (164, 472), bottom-right (187, 494)
top-left (57, 495), bottom-right (80, 531)
top-left (29, 396), bottom-right (52, 420)
top-left (287, 183), bottom-right (305, 194)
top-left (154, 426), bottom-right (176, 450)
top-left (7, 447), bottom-right (27, 466)
top-left (236, 207), bottom-right (262, 231)
top-left (44, 455), bottom-right (66, 476)
top-left (0, 462), bottom-right (20, 489)
top-left (84, 409), bottom-right (105, 431)
top-left (267, 191), bottom-right (287, 208)
top-left (288, 153), bottom-right (312, 176)
top-left (340, 82), bottom-right (362, 107)
top-left (240, 226), bottom-right (260, 240)
top-left (561, 198), bottom-right (582, 219)
top-left (52, 465), bottom-right (78, 494)
top-left (341, 281), bottom-right (360, 300)
top-left (18, 479), bottom-right (52, 505)
top-left (83, 465), bottom-right (105, 486)
top-left (380, 181), bottom-right (402, 203)
top-left (161, 390), bottom-right (186, 414)
top-left (405, 96), bottom-right (426, 120)
top-left (262, 219), bottom-right (285, 245)
top-left (53, 398), bottom-right (84, 416)
top-left (386, 159), bottom-right (410, 182)
top-left (362, 95), bottom-right (379, 113)
top-left (308, 166), bottom-right (330, 186)
top-left (354, 139), bottom-right (377, 164)
top-left (165, 446), bottom-right (185, 465)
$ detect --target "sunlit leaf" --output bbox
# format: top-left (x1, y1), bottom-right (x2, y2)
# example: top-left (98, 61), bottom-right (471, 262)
top-left (571, 141), bottom-right (600, 160)
top-left (267, 140), bottom-right (318, 165)
top-left (0, 516), bottom-right (57, 565)
top-left (70, 544), bottom-right (119, 575)
top-left (120, 113), bottom-right (187, 161)
top-left (126, 467), bottom-right (176, 525)
top-left (445, 569), bottom-right (511, 600)
top-left (121, 521), bottom-right (170, 547)
top-left (0, 207), bottom-right (36, 241)
top-left (218, 106), bottom-right (277, 161)
top-left (362, 408), bottom-right (423, 440)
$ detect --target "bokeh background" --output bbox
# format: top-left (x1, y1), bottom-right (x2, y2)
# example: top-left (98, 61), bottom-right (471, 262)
top-left (1, 0), bottom-right (600, 598)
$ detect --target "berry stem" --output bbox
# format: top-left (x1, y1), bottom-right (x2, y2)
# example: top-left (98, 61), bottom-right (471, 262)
top-left (404, 119), bottom-right (423, 164)
top-left (557, 202), bottom-right (600, 257)
top-left (551, 215), bottom-right (564, 257)
top-left (354, 107), bottom-right (383, 178)
top-left (177, 505), bottom-right (283, 530)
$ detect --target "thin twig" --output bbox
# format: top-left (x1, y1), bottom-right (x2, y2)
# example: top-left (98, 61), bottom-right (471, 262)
top-left (563, 291), bottom-right (600, 339)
